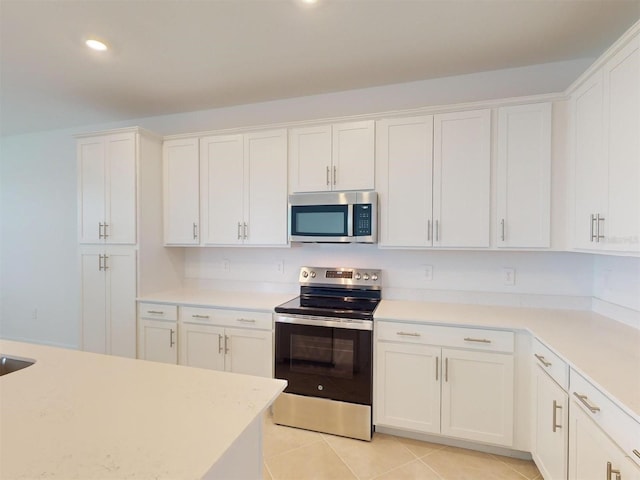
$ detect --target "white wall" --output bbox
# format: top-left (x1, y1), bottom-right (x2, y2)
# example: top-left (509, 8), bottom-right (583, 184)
top-left (1, 58), bottom-right (637, 349)
top-left (592, 255), bottom-right (640, 328)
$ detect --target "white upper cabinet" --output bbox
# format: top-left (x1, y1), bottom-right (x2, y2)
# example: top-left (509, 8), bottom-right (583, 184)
top-left (163, 138), bottom-right (200, 245)
top-left (572, 32), bottom-right (639, 253)
top-left (496, 103), bottom-right (552, 248)
top-left (289, 120), bottom-right (374, 193)
top-left (602, 34), bottom-right (640, 253)
top-left (200, 129), bottom-right (288, 246)
top-left (376, 110), bottom-right (491, 248)
top-left (433, 109), bottom-right (491, 248)
top-left (78, 132), bottom-right (136, 244)
top-left (376, 116), bottom-right (434, 247)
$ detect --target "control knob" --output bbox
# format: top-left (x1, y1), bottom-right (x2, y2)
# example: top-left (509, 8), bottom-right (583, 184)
top-left (355, 273), bottom-right (362, 280)
top-left (363, 274), bottom-right (370, 281)
top-left (302, 271), bottom-right (309, 278)
top-left (371, 273), bottom-right (378, 281)
top-left (310, 271), bottom-right (316, 278)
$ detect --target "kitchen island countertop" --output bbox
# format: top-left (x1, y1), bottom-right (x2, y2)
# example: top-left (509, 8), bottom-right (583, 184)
top-left (0, 339), bottom-right (286, 479)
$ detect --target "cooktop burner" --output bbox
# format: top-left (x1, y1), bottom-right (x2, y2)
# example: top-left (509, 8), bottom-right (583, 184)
top-left (275, 267), bottom-right (382, 321)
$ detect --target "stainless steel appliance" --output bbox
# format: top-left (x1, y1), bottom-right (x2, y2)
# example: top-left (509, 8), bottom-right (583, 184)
top-left (273, 266), bottom-right (381, 441)
top-left (289, 191), bottom-right (377, 243)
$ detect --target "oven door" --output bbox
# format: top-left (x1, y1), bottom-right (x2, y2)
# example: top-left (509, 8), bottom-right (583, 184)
top-left (274, 316), bottom-right (372, 406)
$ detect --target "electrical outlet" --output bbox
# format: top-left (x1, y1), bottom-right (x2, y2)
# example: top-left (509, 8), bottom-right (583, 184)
top-left (276, 260), bottom-right (285, 274)
top-left (424, 265), bottom-right (433, 281)
top-left (503, 268), bottom-right (515, 286)
top-left (31, 308), bottom-right (38, 320)
top-left (223, 259), bottom-right (230, 271)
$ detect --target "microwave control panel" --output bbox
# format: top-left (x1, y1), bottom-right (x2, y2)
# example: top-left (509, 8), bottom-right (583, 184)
top-left (354, 204), bottom-right (372, 236)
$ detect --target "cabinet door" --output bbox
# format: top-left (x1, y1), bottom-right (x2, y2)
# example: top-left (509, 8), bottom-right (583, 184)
top-left (105, 247), bottom-right (137, 358)
top-left (179, 323), bottom-right (225, 371)
top-left (573, 72), bottom-right (606, 250)
top-left (433, 110), bottom-right (491, 248)
top-left (569, 399), bottom-right (640, 480)
top-left (138, 319), bottom-right (177, 364)
top-left (497, 103), bottom-right (551, 248)
top-left (104, 133), bottom-right (136, 244)
top-left (375, 342), bottom-right (441, 434)
top-left (441, 348), bottom-right (514, 446)
top-left (163, 138), bottom-right (200, 245)
top-left (78, 137), bottom-right (106, 244)
top-left (376, 116), bottom-right (434, 247)
top-left (200, 134), bottom-right (244, 245)
top-left (289, 125), bottom-right (332, 193)
top-left (603, 35), bottom-right (640, 252)
top-left (80, 247), bottom-right (107, 354)
top-left (332, 120), bottom-right (375, 191)
top-left (224, 327), bottom-right (273, 378)
top-left (244, 129), bottom-right (288, 246)
top-left (532, 367), bottom-right (568, 480)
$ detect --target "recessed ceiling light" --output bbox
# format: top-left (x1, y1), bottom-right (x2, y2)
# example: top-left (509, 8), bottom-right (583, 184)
top-left (85, 39), bottom-right (108, 51)
top-left (299, 0), bottom-right (319, 5)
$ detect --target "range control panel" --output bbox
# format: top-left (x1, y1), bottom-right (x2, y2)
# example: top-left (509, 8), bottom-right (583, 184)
top-left (299, 267), bottom-right (381, 287)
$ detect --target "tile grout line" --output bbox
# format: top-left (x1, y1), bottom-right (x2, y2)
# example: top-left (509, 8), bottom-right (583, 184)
top-left (319, 434), bottom-right (362, 480)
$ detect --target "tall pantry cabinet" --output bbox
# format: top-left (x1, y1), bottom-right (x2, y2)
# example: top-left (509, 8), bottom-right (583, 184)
top-left (77, 127), bottom-right (181, 358)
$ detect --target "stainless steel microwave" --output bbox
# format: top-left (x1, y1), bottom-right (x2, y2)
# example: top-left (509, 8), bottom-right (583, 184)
top-left (289, 191), bottom-right (377, 243)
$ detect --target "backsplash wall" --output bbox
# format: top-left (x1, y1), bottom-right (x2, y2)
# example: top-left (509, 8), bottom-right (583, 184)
top-left (183, 246), bottom-right (594, 310)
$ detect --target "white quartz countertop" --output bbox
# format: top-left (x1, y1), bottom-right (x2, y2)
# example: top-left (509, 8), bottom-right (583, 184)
top-left (375, 300), bottom-right (640, 422)
top-left (0, 340), bottom-right (286, 479)
top-left (139, 288), bottom-right (294, 312)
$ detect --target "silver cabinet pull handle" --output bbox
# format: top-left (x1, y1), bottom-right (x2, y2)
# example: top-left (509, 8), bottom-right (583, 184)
top-left (243, 222), bottom-right (248, 240)
top-left (102, 254), bottom-right (108, 270)
top-left (435, 356), bottom-right (439, 381)
top-left (435, 220), bottom-right (439, 242)
top-left (445, 357), bottom-right (449, 382)
top-left (193, 222), bottom-right (198, 240)
top-left (224, 335), bottom-right (230, 354)
top-left (396, 331), bottom-right (420, 337)
top-left (596, 214), bottom-right (605, 242)
top-left (147, 310), bottom-right (165, 315)
top-left (98, 222), bottom-right (104, 239)
top-left (103, 223), bottom-right (109, 238)
top-left (607, 462), bottom-right (621, 480)
top-left (236, 318), bottom-right (256, 323)
top-left (534, 353), bottom-right (552, 367)
top-left (169, 329), bottom-right (175, 347)
top-left (237, 222), bottom-right (242, 240)
top-left (464, 337), bottom-right (491, 344)
top-left (500, 218), bottom-right (505, 242)
top-left (326, 166), bottom-right (330, 186)
top-left (333, 165), bottom-right (337, 186)
top-left (218, 334), bottom-right (223, 354)
top-left (574, 392), bottom-right (600, 413)
top-left (633, 449), bottom-right (640, 459)
top-left (590, 214), bottom-right (597, 242)
top-left (427, 219), bottom-right (432, 241)
top-left (191, 314), bottom-right (210, 319)
top-left (98, 254), bottom-right (103, 271)
top-left (552, 400), bottom-right (562, 432)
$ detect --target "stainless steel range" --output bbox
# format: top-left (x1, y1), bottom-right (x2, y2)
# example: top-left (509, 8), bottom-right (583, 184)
top-left (273, 266), bottom-right (381, 441)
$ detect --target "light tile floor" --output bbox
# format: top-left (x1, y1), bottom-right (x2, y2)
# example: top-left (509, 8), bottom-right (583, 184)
top-left (263, 414), bottom-right (541, 480)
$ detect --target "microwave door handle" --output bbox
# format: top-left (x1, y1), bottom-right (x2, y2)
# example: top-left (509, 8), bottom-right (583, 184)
top-left (347, 204), bottom-right (354, 237)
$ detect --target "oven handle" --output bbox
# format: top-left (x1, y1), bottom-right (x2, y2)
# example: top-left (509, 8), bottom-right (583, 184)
top-left (275, 314), bottom-right (373, 331)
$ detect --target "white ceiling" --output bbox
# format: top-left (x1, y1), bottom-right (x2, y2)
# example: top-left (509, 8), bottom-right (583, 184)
top-left (1, 0), bottom-right (639, 136)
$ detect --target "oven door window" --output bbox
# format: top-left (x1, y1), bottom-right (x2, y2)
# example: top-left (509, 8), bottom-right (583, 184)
top-left (290, 205), bottom-right (349, 237)
top-left (275, 322), bottom-right (372, 405)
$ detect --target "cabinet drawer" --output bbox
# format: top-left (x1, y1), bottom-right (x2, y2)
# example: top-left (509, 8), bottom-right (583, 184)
top-left (532, 338), bottom-right (569, 390)
top-left (570, 368), bottom-right (640, 466)
top-left (138, 302), bottom-right (178, 321)
top-left (376, 322), bottom-right (514, 353)
top-left (180, 306), bottom-right (272, 330)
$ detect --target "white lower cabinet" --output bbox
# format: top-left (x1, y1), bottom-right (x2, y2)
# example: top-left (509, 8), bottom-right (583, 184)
top-left (137, 302), bottom-right (273, 377)
top-left (569, 400), bottom-right (640, 480)
top-left (179, 322), bottom-right (272, 377)
top-left (375, 322), bottom-right (514, 447)
top-left (80, 246), bottom-right (136, 358)
top-left (531, 340), bottom-right (569, 480)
